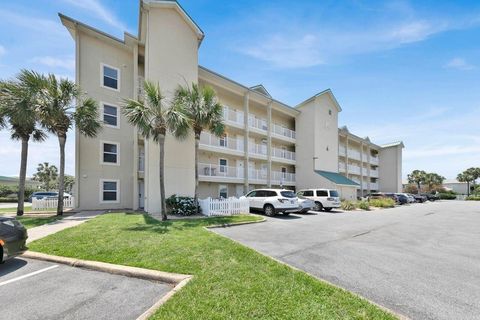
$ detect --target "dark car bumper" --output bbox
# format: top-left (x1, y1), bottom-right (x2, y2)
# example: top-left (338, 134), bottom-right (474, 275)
top-left (1, 228), bottom-right (28, 262)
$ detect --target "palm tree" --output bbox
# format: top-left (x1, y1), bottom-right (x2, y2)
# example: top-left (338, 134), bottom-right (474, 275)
top-left (37, 74), bottom-right (101, 216)
top-left (0, 70), bottom-right (46, 216)
top-left (172, 83), bottom-right (225, 209)
top-left (407, 170), bottom-right (427, 194)
top-left (123, 80), bottom-right (188, 221)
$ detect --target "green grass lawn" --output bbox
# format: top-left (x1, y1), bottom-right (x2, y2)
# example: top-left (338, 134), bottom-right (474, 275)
top-left (29, 213), bottom-right (396, 320)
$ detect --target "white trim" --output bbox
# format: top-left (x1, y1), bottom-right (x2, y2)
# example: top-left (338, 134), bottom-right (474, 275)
top-left (100, 63), bottom-right (120, 92)
top-left (218, 184), bottom-right (228, 198)
top-left (101, 102), bottom-right (120, 129)
top-left (99, 179), bottom-right (120, 204)
top-left (100, 140), bottom-right (120, 166)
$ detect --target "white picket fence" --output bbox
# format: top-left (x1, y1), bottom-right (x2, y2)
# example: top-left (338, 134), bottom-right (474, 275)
top-left (32, 197), bottom-right (74, 211)
top-left (199, 197), bottom-right (249, 217)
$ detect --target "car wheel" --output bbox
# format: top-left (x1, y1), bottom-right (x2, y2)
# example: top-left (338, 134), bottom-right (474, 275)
top-left (264, 204), bottom-right (276, 217)
top-left (324, 207), bottom-right (333, 212)
top-left (314, 202), bottom-right (323, 212)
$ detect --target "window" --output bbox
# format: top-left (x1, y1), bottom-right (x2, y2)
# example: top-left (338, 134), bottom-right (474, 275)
top-left (103, 103), bottom-right (119, 128)
top-left (101, 180), bottom-right (119, 203)
top-left (102, 64), bottom-right (119, 90)
top-left (219, 159), bottom-right (227, 173)
top-left (219, 134), bottom-right (227, 147)
top-left (316, 190), bottom-right (328, 197)
top-left (101, 142), bottom-right (119, 165)
top-left (219, 185), bottom-right (228, 199)
top-left (303, 190), bottom-right (314, 197)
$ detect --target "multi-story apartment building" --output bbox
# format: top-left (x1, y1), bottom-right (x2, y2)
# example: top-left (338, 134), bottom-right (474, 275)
top-left (60, 0), bottom-right (403, 213)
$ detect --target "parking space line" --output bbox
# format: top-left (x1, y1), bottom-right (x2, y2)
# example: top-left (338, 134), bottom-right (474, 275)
top-left (0, 265), bottom-right (59, 287)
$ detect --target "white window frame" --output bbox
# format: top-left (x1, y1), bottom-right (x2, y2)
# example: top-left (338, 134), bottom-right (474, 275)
top-left (101, 102), bottom-right (120, 129)
top-left (99, 179), bottom-right (120, 204)
top-left (219, 158), bottom-right (228, 173)
top-left (100, 63), bottom-right (120, 92)
top-left (100, 140), bottom-right (120, 166)
top-left (219, 184), bottom-right (228, 199)
top-left (219, 133), bottom-right (228, 148)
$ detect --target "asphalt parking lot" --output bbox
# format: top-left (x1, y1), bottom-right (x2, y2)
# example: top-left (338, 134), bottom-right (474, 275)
top-left (0, 258), bottom-right (172, 320)
top-left (215, 200), bottom-right (480, 320)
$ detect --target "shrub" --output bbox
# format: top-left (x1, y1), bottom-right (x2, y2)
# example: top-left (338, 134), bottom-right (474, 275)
top-left (466, 195), bottom-right (480, 201)
top-left (438, 193), bottom-right (457, 200)
top-left (369, 198), bottom-right (395, 208)
top-left (341, 200), bottom-right (357, 211)
top-left (357, 200), bottom-right (370, 210)
top-left (166, 194), bottom-right (200, 216)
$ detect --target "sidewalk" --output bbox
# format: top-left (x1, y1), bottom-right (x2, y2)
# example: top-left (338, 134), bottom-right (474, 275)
top-left (27, 211), bottom-right (103, 244)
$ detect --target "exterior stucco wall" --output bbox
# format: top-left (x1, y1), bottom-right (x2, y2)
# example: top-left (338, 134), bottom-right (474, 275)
top-left (76, 31), bottom-right (134, 210)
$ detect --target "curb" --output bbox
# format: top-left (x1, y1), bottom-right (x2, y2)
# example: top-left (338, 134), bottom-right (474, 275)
top-left (22, 251), bottom-right (191, 285)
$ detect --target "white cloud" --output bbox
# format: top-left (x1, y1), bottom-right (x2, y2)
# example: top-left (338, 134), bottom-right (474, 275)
top-left (444, 57), bottom-right (475, 70)
top-left (31, 56), bottom-right (75, 70)
top-left (61, 0), bottom-right (127, 31)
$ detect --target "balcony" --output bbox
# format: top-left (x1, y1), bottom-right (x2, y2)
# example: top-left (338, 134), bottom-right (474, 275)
top-left (248, 114), bottom-right (268, 133)
top-left (272, 147), bottom-right (296, 163)
top-left (200, 132), bottom-right (244, 156)
top-left (370, 156), bottom-right (379, 165)
top-left (339, 162), bottom-right (346, 172)
top-left (348, 149), bottom-right (361, 161)
top-left (198, 163), bottom-right (244, 182)
top-left (271, 171), bottom-right (296, 186)
top-left (271, 123), bottom-right (296, 141)
top-left (348, 164), bottom-right (361, 175)
top-left (223, 106), bottom-right (244, 128)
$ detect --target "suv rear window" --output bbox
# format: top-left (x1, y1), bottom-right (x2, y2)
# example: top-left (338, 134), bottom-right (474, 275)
top-left (316, 190), bottom-right (328, 197)
top-left (329, 190), bottom-right (339, 197)
top-left (280, 191), bottom-right (296, 198)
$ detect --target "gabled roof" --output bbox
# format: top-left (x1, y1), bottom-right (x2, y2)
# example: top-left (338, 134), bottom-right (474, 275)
top-left (295, 89), bottom-right (342, 112)
top-left (315, 170), bottom-right (360, 187)
top-left (140, 0), bottom-right (204, 44)
top-left (381, 141), bottom-right (405, 148)
top-left (250, 85), bottom-right (271, 98)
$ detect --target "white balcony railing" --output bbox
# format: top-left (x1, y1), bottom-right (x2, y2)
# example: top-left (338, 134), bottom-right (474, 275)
top-left (272, 147), bottom-right (296, 161)
top-left (248, 114), bottom-right (268, 132)
top-left (200, 132), bottom-right (243, 153)
top-left (198, 163), bottom-right (244, 179)
top-left (271, 123), bottom-right (296, 140)
top-left (348, 149), bottom-right (361, 161)
top-left (348, 164), bottom-right (361, 175)
top-left (271, 171), bottom-right (296, 184)
top-left (223, 106), bottom-right (244, 127)
top-left (248, 143), bottom-right (268, 156)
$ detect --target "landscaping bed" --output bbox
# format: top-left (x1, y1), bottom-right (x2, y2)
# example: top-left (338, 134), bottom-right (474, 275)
top-left (29, 213), bottom-right (396, 320)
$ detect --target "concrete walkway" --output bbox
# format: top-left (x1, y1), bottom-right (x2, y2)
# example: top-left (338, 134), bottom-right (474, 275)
top-left (27, 211), bottom-right (103, 243)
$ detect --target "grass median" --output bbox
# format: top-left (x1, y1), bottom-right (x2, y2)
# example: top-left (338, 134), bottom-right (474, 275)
top-left (29, 213), bottom-right (396, 320)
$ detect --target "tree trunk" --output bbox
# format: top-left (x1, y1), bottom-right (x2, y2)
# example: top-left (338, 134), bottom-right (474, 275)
top-left (194, 132), bottom-right (200, 214)
top-left (57, 134), bottom-right (66, 216)
top-left (159, 134), bottom-right (167, 221)
top-left (17, 137), bottom-right (29, 216)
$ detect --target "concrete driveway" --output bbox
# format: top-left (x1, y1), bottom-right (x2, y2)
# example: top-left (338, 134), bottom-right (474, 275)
top-left (0, 258), bottom-right (172, 320)
top-left (214, 201), bottom-right (480, 320)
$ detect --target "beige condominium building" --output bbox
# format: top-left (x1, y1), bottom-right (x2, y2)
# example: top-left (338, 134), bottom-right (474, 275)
top-left (60, 0), bottom-right (403, 213)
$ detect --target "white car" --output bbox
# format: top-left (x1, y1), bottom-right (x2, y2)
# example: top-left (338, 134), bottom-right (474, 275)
top-left (296, 189), bottom-right (341, 212)
top-left (243, 189), bottom-right (299, 216)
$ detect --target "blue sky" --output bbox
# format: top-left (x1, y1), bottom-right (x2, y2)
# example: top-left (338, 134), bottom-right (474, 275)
top-left (1, 0), bottom-right (479, 180)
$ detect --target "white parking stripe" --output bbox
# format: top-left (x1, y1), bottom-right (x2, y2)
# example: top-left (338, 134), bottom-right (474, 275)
top-left (0, 265), bottom-right (59, 287)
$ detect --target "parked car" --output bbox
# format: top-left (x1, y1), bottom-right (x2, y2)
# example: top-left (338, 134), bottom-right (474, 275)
top-left (0, 216), bottom-right (28, 264)
top-left (243, 189), bottom-right (298, 216)
top-left (285, 196), bottom-right (315, 214)
top-left (421, 193), bottom-right (440, 202)
top-left (296, 189), bottom-right (341, 212)
top-left (28, 192), bottom-right (58, 202)
top-left (394, 193), bottom-right (409, 205)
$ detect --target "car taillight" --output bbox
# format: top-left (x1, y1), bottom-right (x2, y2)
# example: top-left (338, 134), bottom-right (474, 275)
top-left (327, 197), bottom-right (334, 201)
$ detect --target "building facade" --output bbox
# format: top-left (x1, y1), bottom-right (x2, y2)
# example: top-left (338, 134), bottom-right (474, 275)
top-left (61, 0), bottom-right (404, 213)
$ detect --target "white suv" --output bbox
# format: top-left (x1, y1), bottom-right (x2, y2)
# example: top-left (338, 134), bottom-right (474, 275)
top-left (243, 189), bottom-right (299, 216)
top-left (296, 189), bottom-right (340, 212)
